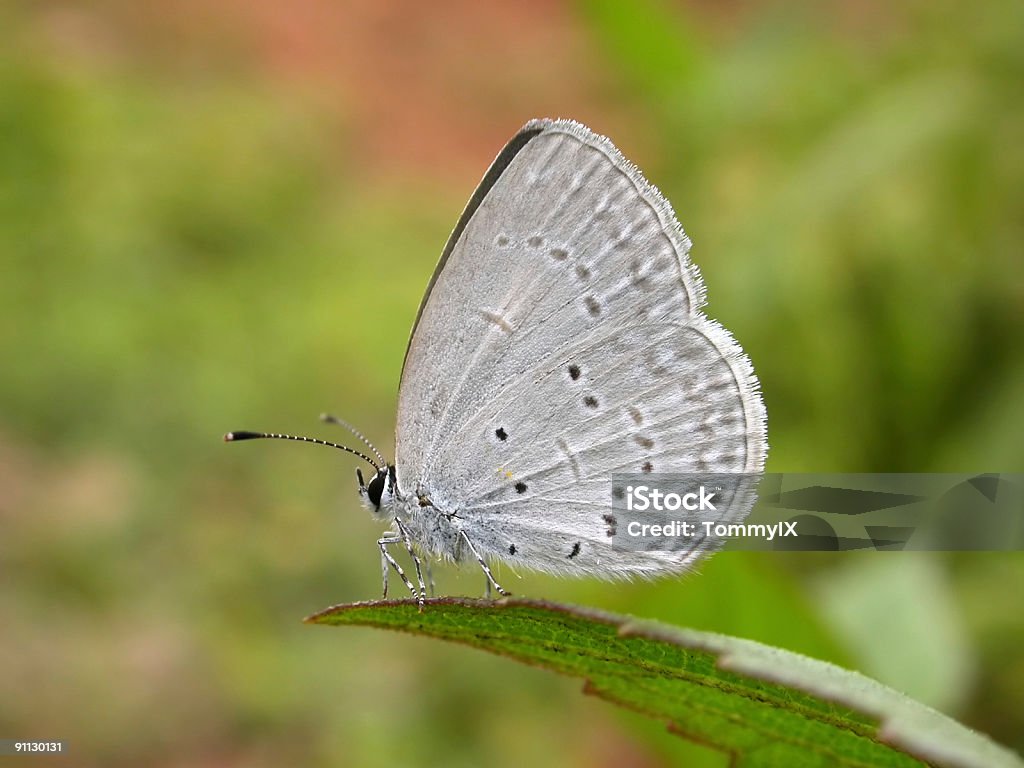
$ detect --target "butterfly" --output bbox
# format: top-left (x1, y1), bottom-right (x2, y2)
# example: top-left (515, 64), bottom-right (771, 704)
top-left (227, 118), bottom-right (767, 606)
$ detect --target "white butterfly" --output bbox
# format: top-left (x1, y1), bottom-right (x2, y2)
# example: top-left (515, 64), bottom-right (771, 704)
top-left (228, 118), bottom-right (767, 605)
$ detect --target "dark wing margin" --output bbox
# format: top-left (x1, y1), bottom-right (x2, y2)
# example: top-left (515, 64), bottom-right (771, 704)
top-left (401, 119), bottom-right (552, 370)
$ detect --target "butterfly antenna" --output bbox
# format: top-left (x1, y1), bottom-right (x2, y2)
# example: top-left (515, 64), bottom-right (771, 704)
top-left (224, 430), bottom-right (381, 471)
top-left (319, 413), bottom-right (387, 468)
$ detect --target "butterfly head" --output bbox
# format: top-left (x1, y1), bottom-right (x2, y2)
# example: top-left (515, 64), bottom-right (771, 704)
top-left (357, 464), bottom-right (397, 515)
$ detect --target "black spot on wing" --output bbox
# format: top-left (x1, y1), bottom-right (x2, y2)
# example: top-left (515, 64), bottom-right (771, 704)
top-left (514, 481), bottom-right (528, 494)
top-left (508, 544), bottom-right (517, 555)
top-left (495, 427), bottom-right (508, 441)
top-left (568, 364), bottom-right (581, 380)
top-left (568, 541), bottom-right (581, 559)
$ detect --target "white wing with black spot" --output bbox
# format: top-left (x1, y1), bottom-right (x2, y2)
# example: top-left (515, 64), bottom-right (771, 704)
top-left (395, 119), bottom-right (766, 576)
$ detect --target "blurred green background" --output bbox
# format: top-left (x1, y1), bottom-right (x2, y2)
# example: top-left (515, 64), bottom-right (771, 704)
top-left (2, 1), bottom-right (1022, 766)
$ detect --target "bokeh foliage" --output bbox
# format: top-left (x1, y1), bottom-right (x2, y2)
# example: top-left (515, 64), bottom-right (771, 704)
top-left (1, 1), bottom-right (1022, 766)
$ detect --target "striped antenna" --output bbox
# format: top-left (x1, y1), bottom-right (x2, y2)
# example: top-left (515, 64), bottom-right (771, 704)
top-left (223, 430), bottom-right (381, 471)
top-left (319, 413), bottom-right (387, 468)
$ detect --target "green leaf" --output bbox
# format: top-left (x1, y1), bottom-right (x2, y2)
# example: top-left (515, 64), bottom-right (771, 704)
top-left (308, 598), bottom-right (1022, 768)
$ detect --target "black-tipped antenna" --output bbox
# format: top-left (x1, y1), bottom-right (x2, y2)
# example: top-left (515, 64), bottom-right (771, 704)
top-left (224, 430), bottom-right (381, 471)
top-left (319, 413), bottom-right (387, 467)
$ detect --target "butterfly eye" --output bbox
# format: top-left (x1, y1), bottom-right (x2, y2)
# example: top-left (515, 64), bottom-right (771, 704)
top-left (366, 469), bottom-right (388, 508)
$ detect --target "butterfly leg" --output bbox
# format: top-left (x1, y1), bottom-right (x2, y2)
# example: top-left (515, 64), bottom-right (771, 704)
top-left (458, 529), bottom-right (509, 598)
top-left (394, 517), bottom-right (427, 606)
top-left (377, 533), bottom-right (421, 605)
